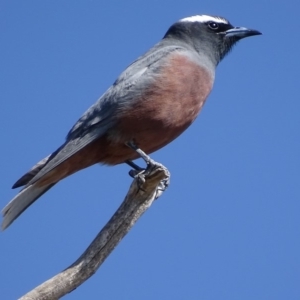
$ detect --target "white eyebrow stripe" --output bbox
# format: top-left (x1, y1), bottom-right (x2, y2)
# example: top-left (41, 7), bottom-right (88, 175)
top-left (179, 15), bottom-right (228, 24)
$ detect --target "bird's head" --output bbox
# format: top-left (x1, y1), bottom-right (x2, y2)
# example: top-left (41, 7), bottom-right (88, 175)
top-left (164, 15), bottom-right (261, 65)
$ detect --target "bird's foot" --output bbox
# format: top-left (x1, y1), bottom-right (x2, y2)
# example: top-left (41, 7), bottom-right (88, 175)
top-left (125, 142), bottom-right (170, 196)
top-left (125, 141), bottom-right (157, 177)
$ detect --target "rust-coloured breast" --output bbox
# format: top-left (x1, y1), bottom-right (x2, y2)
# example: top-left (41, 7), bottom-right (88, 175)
top-left (101, 51), bottom-right (214, 164)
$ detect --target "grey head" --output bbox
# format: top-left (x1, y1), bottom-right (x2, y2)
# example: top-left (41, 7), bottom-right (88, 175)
top-left (163, 15), bottom-right (261, 66)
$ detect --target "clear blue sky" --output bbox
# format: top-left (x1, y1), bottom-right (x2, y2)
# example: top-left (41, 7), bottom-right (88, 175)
top-left (1, 1), bottom-right (299, 299)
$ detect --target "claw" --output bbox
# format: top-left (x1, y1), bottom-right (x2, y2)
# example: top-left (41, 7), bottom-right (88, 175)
top-left (125, 141), bottom-right (170, 196)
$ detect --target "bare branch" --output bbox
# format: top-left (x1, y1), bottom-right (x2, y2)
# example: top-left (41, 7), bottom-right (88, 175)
top-left (19, 162), bottom-right (170, 300)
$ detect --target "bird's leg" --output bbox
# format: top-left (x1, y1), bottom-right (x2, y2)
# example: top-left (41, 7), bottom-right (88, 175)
top-left (125, 141), bottom-right (156, 176)
top-left (125, 160), bottom-right (144, 178)
top-left (125, 160), bottom-right (143, 171)
top-left (126, 141), bottom-right (153, 164)
top-left (125, 141), bottom-right (170, 195)
top-left (125, 141), bottom-right (170, 194)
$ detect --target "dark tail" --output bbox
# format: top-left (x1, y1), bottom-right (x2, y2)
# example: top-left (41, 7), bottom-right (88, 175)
top-left (2, 140), bottom-right (83, 229)
top-left (2, 154), bottom-right (56, 230)
top-left (12, 155), bottom-right (52, 189)
top-left (2, 182), bottom-right (56, 230)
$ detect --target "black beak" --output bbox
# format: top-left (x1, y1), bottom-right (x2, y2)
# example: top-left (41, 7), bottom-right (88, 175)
top-left (225, 27), bottom-right (262, 39)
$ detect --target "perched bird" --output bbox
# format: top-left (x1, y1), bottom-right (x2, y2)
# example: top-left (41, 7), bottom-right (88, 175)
top-left (2, 15), bottom-right (261, 230)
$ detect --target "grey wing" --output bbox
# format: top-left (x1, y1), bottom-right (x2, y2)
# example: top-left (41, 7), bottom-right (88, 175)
top-left (66, 43), bottom-right (185, 139)
top-left (26, 44), bottom-right (185, 186)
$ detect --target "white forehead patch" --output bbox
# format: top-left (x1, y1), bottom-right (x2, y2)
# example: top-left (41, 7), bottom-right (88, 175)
top-left (180, 15), bottom-right (228, 24)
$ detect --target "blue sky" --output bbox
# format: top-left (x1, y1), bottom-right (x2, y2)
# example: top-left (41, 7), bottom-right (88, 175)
top-left (1, 1), bottom-right (299, 299)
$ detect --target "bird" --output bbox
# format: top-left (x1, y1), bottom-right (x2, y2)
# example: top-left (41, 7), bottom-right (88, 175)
top-left (1, 15), bottom-right (261, 230)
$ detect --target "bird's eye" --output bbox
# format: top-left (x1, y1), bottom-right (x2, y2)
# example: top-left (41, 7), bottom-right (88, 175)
top-left (208, 22), bottom-right (219, 30)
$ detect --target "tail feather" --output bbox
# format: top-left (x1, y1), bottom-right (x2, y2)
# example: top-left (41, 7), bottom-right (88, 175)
top-left (12, 155), bottom-right (52, 189)
top-left (2, 182), bottom-right (56, 230)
